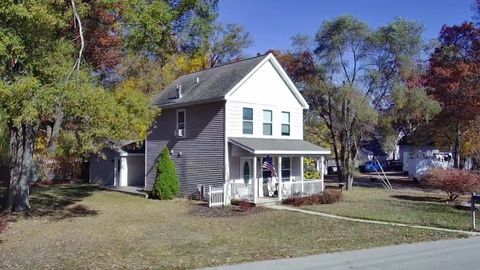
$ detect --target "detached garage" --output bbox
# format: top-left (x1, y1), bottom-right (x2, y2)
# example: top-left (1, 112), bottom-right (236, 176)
top-left (89, 143), bottom-right (145, 188)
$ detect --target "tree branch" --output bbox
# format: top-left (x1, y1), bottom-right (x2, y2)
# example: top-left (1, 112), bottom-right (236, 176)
top-left (68, 0), bottom-right (85, 79)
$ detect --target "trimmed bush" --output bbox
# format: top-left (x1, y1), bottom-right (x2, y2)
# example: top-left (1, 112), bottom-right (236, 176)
top-left (422, 168), bottom-right (480, 202)
top-left (152, 147), bottom-right (180, 200)
top-left (283, 190), bottom-right (342, 207)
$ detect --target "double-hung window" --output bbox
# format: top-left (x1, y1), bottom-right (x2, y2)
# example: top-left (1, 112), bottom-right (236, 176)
top-left (281, 157), bottom-right (291, 181)
top-left (177, 109), bottom-right (186, 137)
top-left (281, 111), bottom-right (290, 136)
top-left (242, 108), bottom-right (253, 134)
top-left (263, 110), bottom-right (272, 136)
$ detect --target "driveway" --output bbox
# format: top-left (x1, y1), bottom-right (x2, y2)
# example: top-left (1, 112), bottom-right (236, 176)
top-left (202, 237), bottom-right (480, 270)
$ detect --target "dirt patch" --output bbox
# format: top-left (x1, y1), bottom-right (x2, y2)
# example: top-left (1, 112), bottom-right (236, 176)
top-left (0, 214), bottom-right (14, 236)
top-left (189, 202), bottom-right (269, 218)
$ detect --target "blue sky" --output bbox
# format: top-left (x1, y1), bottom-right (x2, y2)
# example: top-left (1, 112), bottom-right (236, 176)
top-left (218, 0), bottom-right (475, 56)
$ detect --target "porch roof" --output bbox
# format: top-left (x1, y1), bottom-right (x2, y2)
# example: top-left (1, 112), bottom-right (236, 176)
top-left (229, 137), bottom-right (331, 156)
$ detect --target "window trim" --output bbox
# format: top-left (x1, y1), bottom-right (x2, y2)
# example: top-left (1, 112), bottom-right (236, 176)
top-left (177, 109), bottom-right (186, 137)
top-left (281, 111), bottom-right (290, 136)
top-left (262, 109), bottom-right (273, 136)
top-left (242, 107), bottom-right (254, 135)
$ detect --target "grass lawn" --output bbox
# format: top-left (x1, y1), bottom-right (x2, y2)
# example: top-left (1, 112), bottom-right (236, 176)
top-left (0, 184), bottom-right (468, 269)
top-left (302, 187), bottom-right (479, 231)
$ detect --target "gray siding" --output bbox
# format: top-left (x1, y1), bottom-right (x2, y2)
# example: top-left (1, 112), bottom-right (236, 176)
top-left (89, 149), bottom-right (116, 186)
top-left (146, 101), bottom-right (225, 196)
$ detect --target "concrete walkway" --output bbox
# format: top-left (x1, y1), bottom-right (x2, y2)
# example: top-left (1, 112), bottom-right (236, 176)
top-left (267, 205), bottom-right (480, 236)
top-left (202, 237), bottom-right (480, 270)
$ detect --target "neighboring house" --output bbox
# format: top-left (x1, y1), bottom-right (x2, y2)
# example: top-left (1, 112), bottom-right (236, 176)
top-left (397, 133), bottom-right (452, 175)
top-left (355, 137), bottom-right (388, 166)
top-left (91, 53), bottom-right (331, 205)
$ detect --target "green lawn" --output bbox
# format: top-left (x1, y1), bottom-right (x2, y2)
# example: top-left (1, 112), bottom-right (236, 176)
top-left (0, 184), bottom-right (467, 269)
top-left (303, 187), bottom-right (479, 231)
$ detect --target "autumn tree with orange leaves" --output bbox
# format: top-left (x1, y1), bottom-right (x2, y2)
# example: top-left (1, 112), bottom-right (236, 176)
top-left (425, 22), bottom-right (480, 167)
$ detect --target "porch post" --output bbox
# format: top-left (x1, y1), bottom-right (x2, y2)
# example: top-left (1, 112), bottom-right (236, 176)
top-left (277, 156), bottom-right (282, 201)
top-left (320, 156), bottom-right (325, 191)
top-left (300, 156), bottom-right (304, 194)
top-left (253, 156), bottom-right (257, 204)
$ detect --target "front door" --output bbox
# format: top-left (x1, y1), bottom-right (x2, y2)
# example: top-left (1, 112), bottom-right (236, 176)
top-left (240, 158), bottom-right (253, 184)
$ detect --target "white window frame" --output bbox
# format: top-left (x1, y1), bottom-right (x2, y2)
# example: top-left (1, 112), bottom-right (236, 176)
top-left (262, 109), bottom-right (273, 136)
top-left (177, 109), bottom-right (186, 137)
top-left (281, 111), bottom-right (290, 136)
top-left (242, 107), bottom-right (254, 135)
top-left (281, 156), bottom-right (292, 182)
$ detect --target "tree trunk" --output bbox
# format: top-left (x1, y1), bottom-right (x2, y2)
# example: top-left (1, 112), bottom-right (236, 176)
top-left (453, 124), bottom-right (461, 168)
top-left (41, 108), bottom-right (64, 181)
top-left (6, 124), bottom-right (36, 213)
top-left (329, 126), bottom-right (341, 182)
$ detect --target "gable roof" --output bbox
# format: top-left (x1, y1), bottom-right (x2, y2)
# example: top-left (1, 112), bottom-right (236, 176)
top-left (154, 55), bottom-right (268, 107)
top-left (154, 53), bottom-right (309, 109)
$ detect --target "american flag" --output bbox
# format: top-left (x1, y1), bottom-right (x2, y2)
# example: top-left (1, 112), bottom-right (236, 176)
top-left (262, 156), bottom-right (278, 178)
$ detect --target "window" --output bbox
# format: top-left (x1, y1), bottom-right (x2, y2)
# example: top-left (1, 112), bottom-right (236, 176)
top-left (242, 160), bottom-right (251, 184)
top-left (263, 110), bottom-right (272, 135)
top-left (281, 157), bottom-right (291, 181)
top-left (242, 107), bottom-right (253, 134)
top-left (177, 109), bottom-right (186, 137)
top-left (281, 112), bottom-right (290, 136)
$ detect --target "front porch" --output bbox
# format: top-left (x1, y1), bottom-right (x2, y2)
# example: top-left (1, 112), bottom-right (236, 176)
top-left (224, 137), bottom-right (330, 205)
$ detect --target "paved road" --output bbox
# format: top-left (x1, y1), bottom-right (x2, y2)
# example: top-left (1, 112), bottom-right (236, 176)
top-left (202, 237), bottom-right (480, 270)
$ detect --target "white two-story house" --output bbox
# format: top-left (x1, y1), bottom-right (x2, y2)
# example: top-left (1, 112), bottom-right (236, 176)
top-left (90, 53), bottom-right (330, 205)
top-left (147, 53), bottom-right (330, 205)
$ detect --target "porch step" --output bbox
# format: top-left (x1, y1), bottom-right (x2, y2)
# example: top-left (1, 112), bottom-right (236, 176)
top-left (255, 198), bottom-right (281, 206)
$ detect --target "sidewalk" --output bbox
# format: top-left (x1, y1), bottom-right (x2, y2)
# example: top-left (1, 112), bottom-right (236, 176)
top-left (267, 205), bottom-right (479, 236)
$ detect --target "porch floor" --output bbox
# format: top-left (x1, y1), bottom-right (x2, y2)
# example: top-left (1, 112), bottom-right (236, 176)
top-left (103, 185), bottom-right (148, 198)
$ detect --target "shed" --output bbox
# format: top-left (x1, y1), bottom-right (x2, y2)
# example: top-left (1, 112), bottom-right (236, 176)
top-left (89, 143), bottom-right (145, 188)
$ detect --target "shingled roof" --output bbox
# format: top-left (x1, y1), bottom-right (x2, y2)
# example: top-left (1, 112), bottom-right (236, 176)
top-left (154, 55), bottom-right (268, 107)
top-left (229, 137), bottom-right (330, 155)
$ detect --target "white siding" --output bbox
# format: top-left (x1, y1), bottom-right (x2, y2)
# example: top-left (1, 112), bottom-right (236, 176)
top-left (226, 60), bottom-right (304, 139)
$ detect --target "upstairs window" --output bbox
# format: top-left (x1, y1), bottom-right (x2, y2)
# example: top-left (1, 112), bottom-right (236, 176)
top-left (242, 108), bottom-right (253, 134)
top-left (176, 109), bottom-right (186, 137)
top-left (263, 110), bottom-right (272, 136)
top-left (281, 111), bottom-right (290, 136)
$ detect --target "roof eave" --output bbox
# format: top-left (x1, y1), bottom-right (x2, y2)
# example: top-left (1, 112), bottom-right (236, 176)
top-left (228, 138), bottom-right (331, 156)
top-left (156, 97), bottom-right (226, 109)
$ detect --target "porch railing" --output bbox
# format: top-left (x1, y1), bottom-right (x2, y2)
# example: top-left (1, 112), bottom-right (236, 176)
top-left (208, 185), bottom-right (225, 207)
top-left (230, 183), bottom-right (254, 202)
top-left (282, 179), bottom-right (324, 199)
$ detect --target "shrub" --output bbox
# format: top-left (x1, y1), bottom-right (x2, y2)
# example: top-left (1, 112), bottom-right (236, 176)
top-left (304, 157), bottom-right (320, 179)
top-left (231, 200), bottom-right (255, 211)
top-left (283, 190), bottom-right (342, 207)
top-left (422, 168), bottom-right (480, 202)
top-left (152, 147), bottom-right (180, 200)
